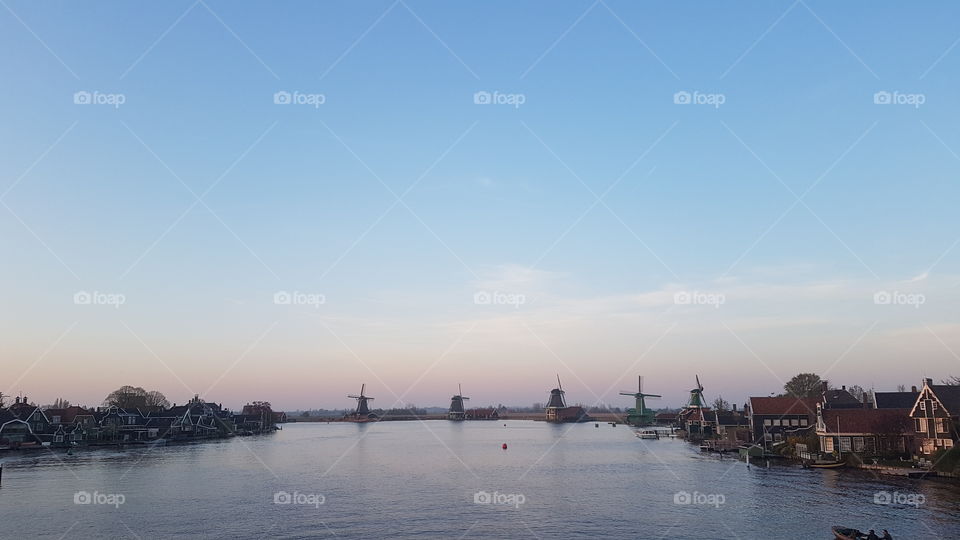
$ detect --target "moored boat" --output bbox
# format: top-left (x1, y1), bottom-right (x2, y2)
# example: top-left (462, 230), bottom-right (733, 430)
top-left (636, 430), bottom-right (659, 440)
top-left (808, 460), bottom-right (845, 469)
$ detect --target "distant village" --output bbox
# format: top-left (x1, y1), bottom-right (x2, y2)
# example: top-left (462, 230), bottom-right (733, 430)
top-left (3, 374), bottom-right (959, 477)
top-left (0, 385), bottom-right (284, 450)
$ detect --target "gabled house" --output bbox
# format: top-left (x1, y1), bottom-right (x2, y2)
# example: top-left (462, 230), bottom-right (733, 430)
top-left (820, 384), bottom-right (864, 409)
top-left (464, 408), bottom-right (499, 420)
top-left (747, 396), bottom-right (818, 447)
top-left (873, 389), bottom-right (920, 410)
top-left (0, 410), bottom-right (36, 448)
top-left (10, 398), bottom-right (51, 441)
top-left (816, 404), bottom-right (914, 456)
top-left (910, 378), bottom-right (960, 455)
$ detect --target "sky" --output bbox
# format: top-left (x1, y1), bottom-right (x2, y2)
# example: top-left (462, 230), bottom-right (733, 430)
top-left (3, 1), bottom-right (960, 411)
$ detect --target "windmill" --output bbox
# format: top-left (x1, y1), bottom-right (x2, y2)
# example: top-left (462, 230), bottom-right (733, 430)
top-left (347, 384), bottom-right (376, 420)
top-left (688, 375), bottom-right (706, 408)
top-left (619, 375), bottom-right (661, 426)
top-left (448, 384), bottom-right (469, 420)
top-left (544, 374), bottom-right (568, 422)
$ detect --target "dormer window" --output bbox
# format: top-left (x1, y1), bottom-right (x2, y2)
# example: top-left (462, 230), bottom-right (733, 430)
top-left (920, 402), bottom-right (926, 411)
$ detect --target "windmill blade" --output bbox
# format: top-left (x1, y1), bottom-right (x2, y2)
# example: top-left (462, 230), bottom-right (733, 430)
top-left (459, 383), bottom-right (462, 397)
top-left (360, 383), bottom-right (366, 397)
top-left (695, 375), bottom-right (703, 391)
top-left (557, 374), bottom-right (563, 393)
top-left (639, 375), bottom-right (643, 393)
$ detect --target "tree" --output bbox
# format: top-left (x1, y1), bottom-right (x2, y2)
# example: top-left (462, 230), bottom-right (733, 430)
top-left (942, 376), bottom-right (960, 386)
top-left (104, 386), bottom-right (168, 410)
top-left (784, 373), bottom-right (824, 398)
top-left (712, 396), bottom-right (730, 411)
top-left (44, 398), bottom-right (72, 409)
top-left (145, 390), bottom-right (170, 409)
top-left (847, 385), bottom-right (865, 401)
top-left (897, 384), bottom-right (907, 392)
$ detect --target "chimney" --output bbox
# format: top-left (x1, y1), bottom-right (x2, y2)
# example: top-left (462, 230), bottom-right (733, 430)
top-left (911, 385), bottom-right (918, 393)
top-left (925, 378), bottom-right (933, 386)
top-left (841, 385), bottom-right (846, 391)
top-left (15, 396), bottom-right (20, 404)
top-left (732, 403), bottom-right (737, 412)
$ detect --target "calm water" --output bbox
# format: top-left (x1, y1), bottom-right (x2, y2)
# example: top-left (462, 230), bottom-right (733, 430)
top-left (1, 421), bottom-right (958, 539)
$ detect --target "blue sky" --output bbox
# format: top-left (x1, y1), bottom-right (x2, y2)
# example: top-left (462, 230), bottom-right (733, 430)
top-left (3, 1), bottom-right (960, 410)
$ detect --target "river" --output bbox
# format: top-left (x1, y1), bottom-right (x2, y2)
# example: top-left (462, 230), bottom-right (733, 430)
top-left (0, 421), bottom-right (957, 539)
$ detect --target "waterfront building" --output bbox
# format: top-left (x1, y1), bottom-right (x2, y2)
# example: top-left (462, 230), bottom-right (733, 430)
top-left (816, 404), bottom-right (914, 456)
top-left (746, 396), bottom-right (818, 446)
top-left (909, 378), bottom-right (960, 455)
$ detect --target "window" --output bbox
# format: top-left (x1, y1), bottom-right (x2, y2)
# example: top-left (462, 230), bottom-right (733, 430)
top-left (790, 419), bottom-right (798, 426)
top-left (840, 437), bottom-right (852, 452)
top-left (772, 419), bottom-right (781, 426)
top-left (920, 401), bottom-right (926, 410)
top-left (864, 437), bottom-right (876, 455)
top-left (799, 418), bottom-right (808, 426)
top-left (764, 433), bottom-right (772, 441)
top-left (52, 416), bottom-right (61, 423)
top-left (774, 433), bottom-right (783, 442)
top-left (918, 418), bottom-right (928, 432)
top-left (823, 437), bottom-right (835, 452)
top-left (936, 419), bottom-right (947, 434)
top-left (932, 401), bottom-right (938, 411)
top-left (853, 437), bottom-right (864, 452)
top-left (763, 419), bottom-right (772, 426)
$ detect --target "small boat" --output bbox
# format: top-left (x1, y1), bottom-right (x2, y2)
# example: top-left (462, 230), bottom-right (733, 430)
top-left (808, 460), bottom-right (845, 469)
top-left (636, 430), bottom-right (659, 440)
top-left (831, 526), bottom-right (865, 539)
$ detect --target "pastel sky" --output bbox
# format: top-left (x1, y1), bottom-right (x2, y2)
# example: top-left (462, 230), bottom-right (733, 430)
top-left (3, 1), bottom-right (960, 411)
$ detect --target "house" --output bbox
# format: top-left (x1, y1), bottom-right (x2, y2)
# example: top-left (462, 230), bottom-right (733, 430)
top-left (714, 406), bottom-right (750, 442)
top-left (654, 411), bottom-right (678, 425)
top-left (679, 407), bottom-right (716, 437)
top-left (464, 408), bottom-right (499, 420)
top-left (747, 396), bottom-right (818, 446)
top-left (820, 384), bottom-right (864, 409)
top-left (9, 398), bottom-right (51, 442)
top-left (910, 378), bottom-right (960, 455)
top-left (873, 389), bottom-right (920, 409)
top-left (816, 405), bottom-right (914, 456)
top-left (0, 410), bottom-right (36, 448)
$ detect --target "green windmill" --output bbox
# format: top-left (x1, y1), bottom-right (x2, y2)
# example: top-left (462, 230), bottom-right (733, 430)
top-left (620, 376), bottom-right (661, 426)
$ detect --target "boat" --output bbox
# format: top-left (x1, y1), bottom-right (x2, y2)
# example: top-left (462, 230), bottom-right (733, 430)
top-left (636, 430), bottom-right (659, 440)
top-left (831, 526), bottom-right (866, 539)
top-left (808, 460), bottom-right (845, 469)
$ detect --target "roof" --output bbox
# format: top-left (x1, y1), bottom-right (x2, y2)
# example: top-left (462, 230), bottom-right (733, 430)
top-left (749, 397), bottom-right (819, 417)
top-left (0, 410), bottom-right (24, 424)
top-left (929, 385), bottom-right (960, 415)
top-left (655, 411), bottom-right (678, 419)
top-left (874, 391), bottom-right (919, 409)
top-left (820, 408), bottom-right (911, 434)
top-left (44, 406), bottom-right (94, 424)
top-left (715, 412), bottom-right (748, 426)
top-left (823, 388), bottom-right (863, 408)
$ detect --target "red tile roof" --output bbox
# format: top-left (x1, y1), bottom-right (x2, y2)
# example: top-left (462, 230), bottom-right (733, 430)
top-left (749, 397), bottom-right (819, 416)
top-left (821, 408), bottom-right (912, 434)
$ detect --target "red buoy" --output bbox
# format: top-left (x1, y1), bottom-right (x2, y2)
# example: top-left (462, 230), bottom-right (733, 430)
top-left (502, 443), bottom-right (507, 450)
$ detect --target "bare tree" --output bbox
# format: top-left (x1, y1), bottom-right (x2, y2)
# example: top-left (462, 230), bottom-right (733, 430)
top-left (712, 395), bottom-right (730, 411)
top-left (942, 376), bottom-right (960, 386)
